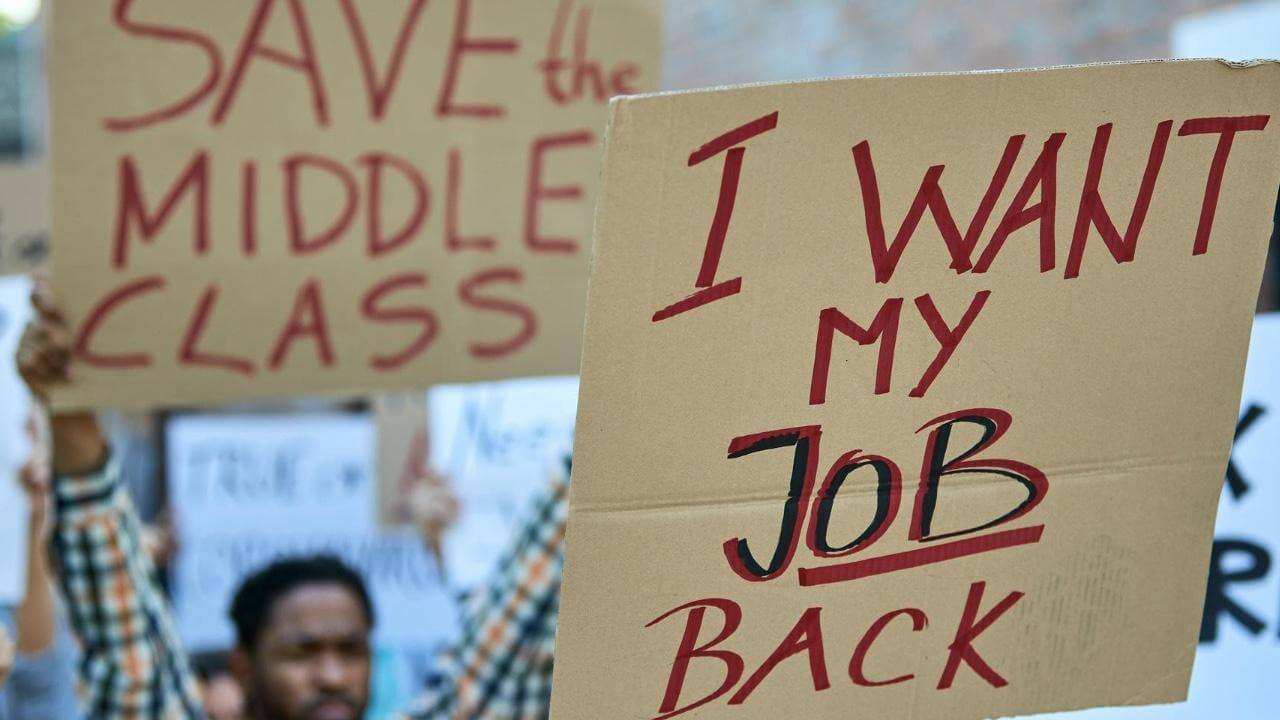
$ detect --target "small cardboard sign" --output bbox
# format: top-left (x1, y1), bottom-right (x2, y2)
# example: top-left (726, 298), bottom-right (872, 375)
top-left (0, 162), bottom-right (50, 277)
top-left (374, 377), bottom-right (577, 588)
top-left (551, 61), bottom-right (1280, 720)
top-left (49, 0), bottom-right (661, 409)
top-left (439, 377), bottom-right (576, 586)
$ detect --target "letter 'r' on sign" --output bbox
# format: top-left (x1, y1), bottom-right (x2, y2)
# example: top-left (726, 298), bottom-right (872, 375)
top-left (651, 112), bottom-right (780, 322)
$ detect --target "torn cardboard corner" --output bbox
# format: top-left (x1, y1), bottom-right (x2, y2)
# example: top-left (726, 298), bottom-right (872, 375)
top-left (1214, 58), bottom-right (1280, 68)
top-left (551, 60), bottom-right (1280, 720)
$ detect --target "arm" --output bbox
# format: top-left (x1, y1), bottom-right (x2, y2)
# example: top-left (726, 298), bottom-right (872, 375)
top-left (14, 505), bottom-right (56, 656)
top-left (4, 615), bottom-right (80, 720)
top-left (15, 412), bottom-right (54, 656)
top-left (52, 447), bottom-right (205, 720)
top-left (405, 470), bottom-right (568, 720)
top-left (0, 415), bottom-right (80, 720)
top-left (0, 623), bottom-right (12, 691)
top-left (18, 278), bottom-right (206, 720)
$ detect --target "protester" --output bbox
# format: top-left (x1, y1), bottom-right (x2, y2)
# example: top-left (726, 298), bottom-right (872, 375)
top-left (18, 279), bottom-right (204, 718)
top-left (228, 556), bottom-right (374, 720)
top-left (18, 277), bottom-right (566, 718)
top-left (0, 412), bottom-right (80, 720)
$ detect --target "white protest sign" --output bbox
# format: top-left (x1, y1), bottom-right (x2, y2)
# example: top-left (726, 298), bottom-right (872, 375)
top-left (1172, 1), bottom-right (1280, 61)
top-left (0, 275), bottom-right (31, 604)
top-left (166, 413), bottom-right (458, 715)
top-left (427, 376), bottom-right (578, 589)
top-left (1024, 313), bottom-right (1280, 719)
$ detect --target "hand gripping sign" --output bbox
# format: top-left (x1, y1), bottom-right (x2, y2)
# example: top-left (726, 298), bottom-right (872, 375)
top-left (551, 60), bottom-right (1280, 720)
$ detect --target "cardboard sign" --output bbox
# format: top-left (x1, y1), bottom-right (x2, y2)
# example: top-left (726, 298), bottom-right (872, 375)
top-left (0, 163), bottom-right (49, 277)
top-left (1038, 313), bottom-right (1280, 719)
top-left (374, 377), bottom-right (578, 588)
top-left (0, 275), bottom-right (31, 604)
top-left (166, 413), bottom-right (458, 716)
top-left (551, 60), bottom-right (1280, 720)
top-left (49, 0), bottom-right (661, 410)
top-left (429, 376), bottom-right (577, 588)
top-left (374, 390), bottom-right (431, 526)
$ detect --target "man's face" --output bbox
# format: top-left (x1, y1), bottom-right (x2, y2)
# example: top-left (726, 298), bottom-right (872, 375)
top-left (240, 583), bottom-right (372, 720)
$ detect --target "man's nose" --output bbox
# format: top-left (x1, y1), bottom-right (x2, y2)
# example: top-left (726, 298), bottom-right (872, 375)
top-left (314, 651), bottom-right (351, 689)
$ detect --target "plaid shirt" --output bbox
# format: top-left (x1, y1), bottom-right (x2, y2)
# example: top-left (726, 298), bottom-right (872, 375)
top-left (52, 455), bottom-right (569, 720)
top-left (52, 457), bottom-right (205, 720)
top-left (403, 472), bottom-right (568, 720)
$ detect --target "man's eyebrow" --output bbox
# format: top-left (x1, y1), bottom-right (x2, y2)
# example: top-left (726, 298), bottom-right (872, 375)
top-left (274, 630), bottom-right (369, 645)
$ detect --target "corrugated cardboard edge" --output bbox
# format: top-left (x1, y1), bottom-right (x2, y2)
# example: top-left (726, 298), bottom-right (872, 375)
top-left (614, 57), bottom-right (1280, 102)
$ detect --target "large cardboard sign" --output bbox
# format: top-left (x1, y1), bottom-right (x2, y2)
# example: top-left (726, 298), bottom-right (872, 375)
top-left (49, 0), bottom-right (661, 409)
top-left (167, 413), bottom-right (458, 716)
top-left (1039, 313), bottom-right (1280, 719)
top-left (551, 61), bottom-right (1280, 720)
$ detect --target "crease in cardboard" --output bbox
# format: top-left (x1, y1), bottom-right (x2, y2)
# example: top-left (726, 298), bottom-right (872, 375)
top-left (572, 453), bottom-right (1226, 515)
top-left (621, 57), bottom-right (1277, 102)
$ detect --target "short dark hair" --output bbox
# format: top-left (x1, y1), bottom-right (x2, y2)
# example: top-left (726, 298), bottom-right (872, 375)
top-left (229, 554), bottom-right (375, 650)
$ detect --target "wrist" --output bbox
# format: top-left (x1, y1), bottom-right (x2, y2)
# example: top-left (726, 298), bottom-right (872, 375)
top-left (26, 505), bottom-right (49, 534)
top-left (50, 412), bottom-right (109, 476)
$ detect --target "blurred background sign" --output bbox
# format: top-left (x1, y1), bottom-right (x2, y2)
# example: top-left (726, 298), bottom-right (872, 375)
top-left (1172, 0), bottom-right (1280, 59)
top-left (426, 376), bottom-right (578, 590)
top-left (0, 273), bottom-right (30, 604)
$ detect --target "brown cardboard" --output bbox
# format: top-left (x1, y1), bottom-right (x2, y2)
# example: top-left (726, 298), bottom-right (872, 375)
top-left (0, 162), bottom-right (49, 276)
top-left (552, 60), bottom-right (1280, 720)
top-left (374, 390), bottom-right (429, 526)
top-left (48, 0), bottom-right (661, 410)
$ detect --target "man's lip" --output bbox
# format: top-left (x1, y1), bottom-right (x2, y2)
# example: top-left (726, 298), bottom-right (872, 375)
top-left (310, 700), bottom-right (357, 720)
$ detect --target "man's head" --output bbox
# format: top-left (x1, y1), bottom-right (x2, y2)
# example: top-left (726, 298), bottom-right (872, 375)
top-left (229, 555), bottom-right (374, 720)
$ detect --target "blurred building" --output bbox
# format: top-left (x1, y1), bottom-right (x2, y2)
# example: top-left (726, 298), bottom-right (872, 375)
top-left (0, 16), bottom-right (42, 160)
top-left (666, 0), bottom-right (1237, 87)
